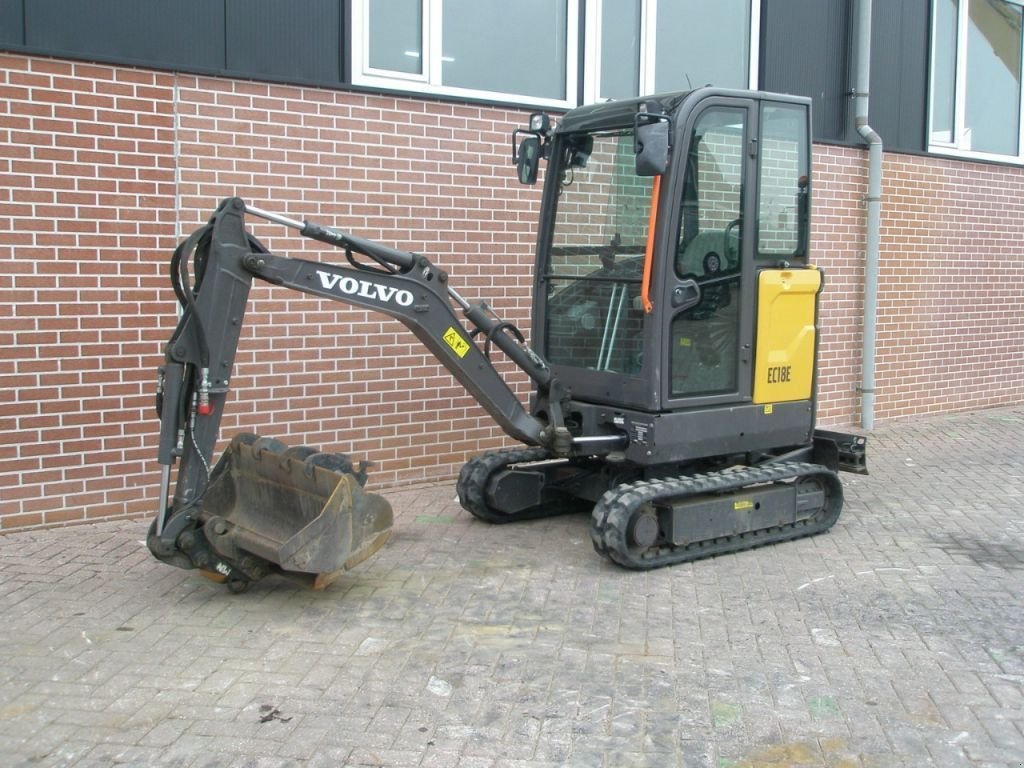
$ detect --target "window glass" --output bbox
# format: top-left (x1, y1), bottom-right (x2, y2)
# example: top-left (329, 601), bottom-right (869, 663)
top-left (931, 0), bottom-right (959, 143)
top-left (355, 0), bottom-right (575, 107)
top-left (600, 0), bottom-right (641, 100)
top-left (655, 0), bottom-right (750, 92)
top-left (368, 0), bottom-right (422, 75)
top-left (965, 0), bottom-right (1022, 155)
top-left (545, 131), bottom-right (651, 374)
top-left (930, 0), bottom-right (1024, 159)
top-left (671, 107), bottom-right (746, 398)
top-left (757, 104), bottom-right (809, 258)
top-left (442, 0), bottom-right (567, 99)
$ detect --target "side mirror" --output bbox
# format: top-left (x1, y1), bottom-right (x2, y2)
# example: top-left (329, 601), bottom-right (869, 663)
top-left (634, 115), bottom-right (671, 176)
top-left (516, 135), bottom-right (543, 185)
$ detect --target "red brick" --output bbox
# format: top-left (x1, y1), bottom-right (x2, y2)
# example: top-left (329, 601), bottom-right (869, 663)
top-left (2, 52), bottom-right (1023, 531)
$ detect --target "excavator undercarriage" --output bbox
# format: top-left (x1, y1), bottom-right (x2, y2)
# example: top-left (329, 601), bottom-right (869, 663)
top-left (456, 440), bottom-right (857, 570)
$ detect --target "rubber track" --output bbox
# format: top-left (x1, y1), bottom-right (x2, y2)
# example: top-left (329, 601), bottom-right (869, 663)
top-left (590, 462), bottom-right (843, 570)
top-left (457, 446), bottom-right (579, 524)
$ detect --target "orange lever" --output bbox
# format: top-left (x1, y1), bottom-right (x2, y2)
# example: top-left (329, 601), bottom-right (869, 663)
top-left (640, 175), bottom-right (661, 314)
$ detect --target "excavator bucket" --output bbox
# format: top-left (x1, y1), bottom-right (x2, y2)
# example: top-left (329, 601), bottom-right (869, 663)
top-left (169, 434), bottom-right (393, 590)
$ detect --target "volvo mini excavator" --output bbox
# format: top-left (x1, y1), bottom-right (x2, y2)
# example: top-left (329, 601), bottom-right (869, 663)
top-left (148, 87), bottom-right (867, 591)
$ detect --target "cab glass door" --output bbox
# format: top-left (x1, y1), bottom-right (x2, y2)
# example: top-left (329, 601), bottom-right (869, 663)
top-left (669, 106), bottom-right (749, 399)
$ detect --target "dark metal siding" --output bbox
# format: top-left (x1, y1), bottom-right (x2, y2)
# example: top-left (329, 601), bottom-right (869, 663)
top-left (225, 0), bottom-right (343, 85)
top-left (2, 0), bottom-right (347, 89)
top-left (761, 0), bottom-right (852, 143)
top-left (23, 0), bottom-right (224, 72)
top-left (0, 0), bottom-right (24, 48)
top-left (760, 0), bottom-right (928, 153)
top-left (869, 0), bottom-right (929, 152)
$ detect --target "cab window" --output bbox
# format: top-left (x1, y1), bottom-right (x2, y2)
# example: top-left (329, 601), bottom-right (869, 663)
top-left (670, 107), bottom-right (746, 398)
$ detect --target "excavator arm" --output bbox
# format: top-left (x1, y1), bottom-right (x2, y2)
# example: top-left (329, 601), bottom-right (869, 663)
top-left (149, 196), bottom-right (567, 589)
top-left (239, 210), bottom-right (553, 446)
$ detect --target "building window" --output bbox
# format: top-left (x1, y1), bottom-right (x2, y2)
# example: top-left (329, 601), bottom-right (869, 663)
top-left (367, 0), bottom-right (424, 77)
top-left (929, 0), bottom-right (1024, 160)
top-left (584, 0), bottom-right (759, 104)
top-left (595, 0), bottom-right (642, 100)
top-left (352, 0), bottom-right (577, 107)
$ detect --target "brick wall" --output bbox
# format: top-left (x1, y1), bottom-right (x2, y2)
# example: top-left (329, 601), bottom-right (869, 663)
top-left (2, 53), bottom-right (1023, 531)
top-left (1, 56), bottom-right (178, 530)
top-left (812, 146), bottom-right (1024, 424)
top-left (813, 144), bottom-right (868, 425)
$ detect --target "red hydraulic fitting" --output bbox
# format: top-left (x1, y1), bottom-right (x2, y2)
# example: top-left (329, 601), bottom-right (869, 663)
top-left (197, 368), bottom-right (213, 416)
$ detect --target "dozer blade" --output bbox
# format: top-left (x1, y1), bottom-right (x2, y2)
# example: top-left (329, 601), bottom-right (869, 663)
top-left (153, 434), bottom-right (393, 590)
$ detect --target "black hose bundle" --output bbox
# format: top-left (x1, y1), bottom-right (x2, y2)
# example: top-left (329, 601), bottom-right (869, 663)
top-left (168, 223), bottom-right (215, 369)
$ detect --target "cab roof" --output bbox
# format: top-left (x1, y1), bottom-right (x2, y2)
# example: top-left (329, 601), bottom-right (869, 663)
top-left (556, 91), bottom-right (689, 134)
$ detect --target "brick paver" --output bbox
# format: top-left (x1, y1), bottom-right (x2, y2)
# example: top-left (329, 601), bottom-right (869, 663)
top-left (1, 407), bottom-right (1023, 767)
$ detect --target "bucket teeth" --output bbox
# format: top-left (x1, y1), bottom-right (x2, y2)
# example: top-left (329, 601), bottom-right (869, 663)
top-left (191, 433), bottom-right (393, 587)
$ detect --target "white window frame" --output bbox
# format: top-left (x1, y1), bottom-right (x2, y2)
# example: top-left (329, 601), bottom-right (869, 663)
top-left (351, 0), bottom-right (579, 109)
top-left (928, 0), bottom-right (1024, 163)
top-left (583, 0), bottom-right (760, 105)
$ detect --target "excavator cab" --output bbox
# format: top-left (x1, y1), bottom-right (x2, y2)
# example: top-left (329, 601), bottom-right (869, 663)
top-left (524, 90), bottom-right (812, 420)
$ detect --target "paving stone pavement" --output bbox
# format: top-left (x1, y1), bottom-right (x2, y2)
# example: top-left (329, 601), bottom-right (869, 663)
top-left (2, 407), bottom-right (1023, 768)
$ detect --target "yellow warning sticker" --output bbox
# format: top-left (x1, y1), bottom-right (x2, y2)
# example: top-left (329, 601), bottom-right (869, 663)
top-left (443, 327), bottom-right (471, 358)
top-left (763, 404), bottom-right (774, 415)
top-left (734, 500), bottom-right (754, 511)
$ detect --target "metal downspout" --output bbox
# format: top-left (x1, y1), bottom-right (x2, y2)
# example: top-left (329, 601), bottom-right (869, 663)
top-left (854, 0), bottom-right (882, 431)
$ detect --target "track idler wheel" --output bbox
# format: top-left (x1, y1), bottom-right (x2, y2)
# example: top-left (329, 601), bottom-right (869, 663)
top-left (628, 507), bottom-right (660, 550)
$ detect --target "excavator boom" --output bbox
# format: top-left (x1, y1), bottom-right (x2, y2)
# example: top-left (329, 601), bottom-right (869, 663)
top-left (149, 197), bottom-right (564, 589)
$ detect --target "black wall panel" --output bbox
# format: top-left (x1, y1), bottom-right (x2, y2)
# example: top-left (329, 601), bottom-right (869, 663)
top-left (761, 0), bottom-right (928, 153)
top-left (226, 0), bottom-right (342, 85)
top-left (869, 0), bottom-right (929, 152)
top-left (24, 0), bottom-right (224, 72)
top-left (3, 0), bottom-right (346, 89)
top-left (0, 0), bottom-right (23, 48)
top-left (761, 0), bottom-right (852, 143)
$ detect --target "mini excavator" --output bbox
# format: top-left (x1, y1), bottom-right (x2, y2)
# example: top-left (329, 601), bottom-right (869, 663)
top-left (148, 87), bottom-right (867, 591)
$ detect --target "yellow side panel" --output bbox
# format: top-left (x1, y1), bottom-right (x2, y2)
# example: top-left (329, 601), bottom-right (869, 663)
top-left (753, 268), bottom-right (822, 404)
